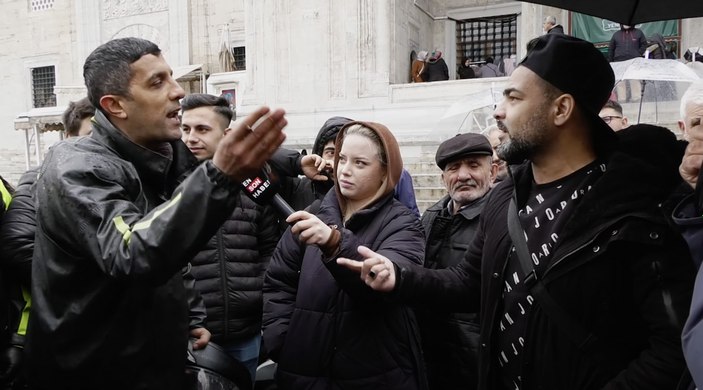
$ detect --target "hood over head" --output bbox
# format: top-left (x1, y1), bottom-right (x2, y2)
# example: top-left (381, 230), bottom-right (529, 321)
top-left (312, 116), bottom-right (353, 156)
top-left (333, 121), bottom-right (403, 214)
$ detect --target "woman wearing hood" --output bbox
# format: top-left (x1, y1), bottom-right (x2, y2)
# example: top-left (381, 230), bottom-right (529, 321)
top-left (411, 50), bottom-right (428, 82)
top-left (421, 50), bottom-right (449, 82)
top-left (262, 122), bottom-right (427, 390)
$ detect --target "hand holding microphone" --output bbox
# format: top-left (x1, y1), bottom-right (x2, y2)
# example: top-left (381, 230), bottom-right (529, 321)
top-left (240, 162), bottom-right (295, 220)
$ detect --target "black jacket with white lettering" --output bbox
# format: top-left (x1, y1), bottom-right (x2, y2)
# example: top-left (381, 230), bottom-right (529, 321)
top-left (396, 136), bottom-right (694, 389)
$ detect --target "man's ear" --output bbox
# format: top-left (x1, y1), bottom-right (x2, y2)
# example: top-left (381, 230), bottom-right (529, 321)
top-left (622, 116), bottom-right (629, 127)
top-left (553, 94), bottom-right (575, 126)
top-left (490, 161), bottom-right (498, 184)
top-left (679, 120), bottom-right (689, 141)
top-left (99, 95), bottom-right (127, 119)
top-left (224, 127), bottom-right (231, 135)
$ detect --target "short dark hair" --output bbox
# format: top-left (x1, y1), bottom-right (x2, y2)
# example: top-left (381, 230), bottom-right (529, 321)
top-left (83, 38), bottom-right (161, 113)
top-left (485, 56), bottom-right (494, 64)
top-left (62, 97), bottom-right (95, 137)
top-left (602, 99), bottom-right (624, 115)
top-left (181, 93), bottom-right (234, 127)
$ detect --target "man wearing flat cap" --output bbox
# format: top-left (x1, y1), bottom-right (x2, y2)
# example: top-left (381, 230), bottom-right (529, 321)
top-left (340, 33), bottom-right (694, 390)
top-left (417, 133), bottom-right (496, 390)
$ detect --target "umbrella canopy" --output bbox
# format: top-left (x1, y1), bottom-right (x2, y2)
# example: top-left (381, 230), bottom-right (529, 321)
top-left (518, 0), bottom-right (703, 25)
top-left (611, 58), bottom-right (701, 83)
top-left (436, 89), bottom-right (501, 133)
top-left (608, 59), bottom-right (699, 124)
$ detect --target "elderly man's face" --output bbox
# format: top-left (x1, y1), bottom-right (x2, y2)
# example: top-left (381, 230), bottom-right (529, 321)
top-left (442, 155), bottom-right (494, 209)
top-left (680, 101), bottom-right (703, 140)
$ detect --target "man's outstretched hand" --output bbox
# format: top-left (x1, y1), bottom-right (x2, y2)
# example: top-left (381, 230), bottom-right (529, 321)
top-left (337, 245), bottom-right (396, 292)
top-left (212, 106), bottom-right (287, 182)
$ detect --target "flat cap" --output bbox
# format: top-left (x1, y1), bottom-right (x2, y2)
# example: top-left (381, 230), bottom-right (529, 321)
top-left (435, 133), bottom-right (492, 169)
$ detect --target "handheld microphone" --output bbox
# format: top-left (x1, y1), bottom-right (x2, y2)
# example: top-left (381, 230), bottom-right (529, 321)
top-left (240, 163), bottom-right (295, 219)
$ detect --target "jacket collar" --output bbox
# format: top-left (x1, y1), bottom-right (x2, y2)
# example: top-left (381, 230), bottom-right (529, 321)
top-left (427, 192), bottom-right (490, 221)
top-left (91, 110), bottom-right (198, 192)
top-left (509, 148), bottom-right (675, 244)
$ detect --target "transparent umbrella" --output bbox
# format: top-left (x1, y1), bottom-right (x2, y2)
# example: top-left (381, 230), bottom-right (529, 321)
top-left (435, 88), bottom-right (502, 135)
top-left (610, 58), bottom-right (700, 124)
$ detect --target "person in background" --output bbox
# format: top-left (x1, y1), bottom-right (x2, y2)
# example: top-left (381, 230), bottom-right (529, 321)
top-left (422, 50), bottom-right (449, 82)
top-left (24, 37), bottom-right (286, 389)
top-left (180, 93), bottom-right (280, 383)
top-left (458, 58), bottom-right (476, 79)
top-left (263, 121), bottom-right (427, 390)
top-left (417, 133), bottom-right (496, 389)
top-left (608, 24), bottom-right (647, 102)
top-left (477, 56), bottom-right (504, 78)
top-left (61, 97), bottom-right (95, 137)
top-left (543, 15), bottom-right (564, 35)
top-left (339, 33), bottom-right (694, 390)
top-left (484, 125), bottom-right (509, 184)
top-left (672, 79), bottom-right (703, 389)
top-left (0, 97), bottom-right (97, 388)
top-left (411, 51), bottom-right (428, 83)
top-left (0, 176), bottom-right (19, 389)
top-left (599, 100), bottom-right (630, 131)
top-left (271, 116), bottom-right (420, 221)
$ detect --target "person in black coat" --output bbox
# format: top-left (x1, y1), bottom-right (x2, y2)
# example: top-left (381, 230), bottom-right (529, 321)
top-left (422, 50), bottom-right (449, 82)
top-left (263, 121), bottom-right (427, 390)
top-left (339, 34), bottom-right (694, 390)
top-left (543, 15), bottom-right (564, 35)
top-left (180, 93), bottom-right (280, 382)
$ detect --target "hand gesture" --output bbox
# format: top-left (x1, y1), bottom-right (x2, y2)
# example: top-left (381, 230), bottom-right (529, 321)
top-left (287, 211), bottom-right (333, 246)
top-left (212, 106), bottom-right (287, 182)
top-left (337, 245), bottom-right (396, 292)
top-left (301, 154), bottom-right (332, 181)
top-left (680, 140), bottom-right (703, 189)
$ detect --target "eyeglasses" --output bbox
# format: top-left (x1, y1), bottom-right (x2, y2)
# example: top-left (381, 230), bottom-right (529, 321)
top-left (600, 115), bottom-right (622, 124)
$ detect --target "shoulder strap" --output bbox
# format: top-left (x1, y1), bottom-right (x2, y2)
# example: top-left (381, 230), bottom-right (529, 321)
top-left (507, 198), bottom-right (622, 375)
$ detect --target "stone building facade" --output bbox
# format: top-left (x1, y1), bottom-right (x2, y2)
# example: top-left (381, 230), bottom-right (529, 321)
top-left (1, 0), bottom-right (702, 190)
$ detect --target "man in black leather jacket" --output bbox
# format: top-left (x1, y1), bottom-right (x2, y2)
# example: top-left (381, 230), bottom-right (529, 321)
top-left (24, 37), bottom-right (286, 390)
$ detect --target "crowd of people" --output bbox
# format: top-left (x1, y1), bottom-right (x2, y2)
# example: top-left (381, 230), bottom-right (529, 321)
top-left (0, 25), bottom-right (703, 390)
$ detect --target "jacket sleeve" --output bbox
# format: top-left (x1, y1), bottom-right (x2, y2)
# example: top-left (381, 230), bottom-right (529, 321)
top-left (262, 229), bottom-right (303, 361)
top-left (183, 264), bottom-right (207, 330)
top-left (683, 264), bottom-right (703, 389)
top-left (0, 169), bottom-right (38, 287)
top-left (321, 207), bottom-right (426, 303)
top-left (604, 223), bottom-right (694, 389)
top-left (268, 148), bottom-right (304, 178)
top-left (37, 157), bottom-right (241, 285)
top-left (672, 193), bottom-right (703, 268)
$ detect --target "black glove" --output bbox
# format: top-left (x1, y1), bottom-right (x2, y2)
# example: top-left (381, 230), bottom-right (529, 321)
top-left (0, 334), bottom-right (24, 388)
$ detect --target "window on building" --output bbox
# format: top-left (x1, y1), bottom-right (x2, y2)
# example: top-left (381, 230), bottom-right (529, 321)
top-left (456, 14), bottom-right (518, 65)
top-left (30, 0), bottom-right (54, 11)
top-left (232, 46), bottom-right (246, 70)
top-left (31, 65), bottom-right (56, 108)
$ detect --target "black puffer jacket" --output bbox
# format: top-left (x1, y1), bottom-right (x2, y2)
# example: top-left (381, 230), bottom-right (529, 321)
top-left (189, 194), bottom-right (278, 343)
top-left (397, 147), bottom-right (694, 389)
top-left (263, 192), bottom-right (427, 390)
top-left (26, 111), bottom-right (241, 390)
